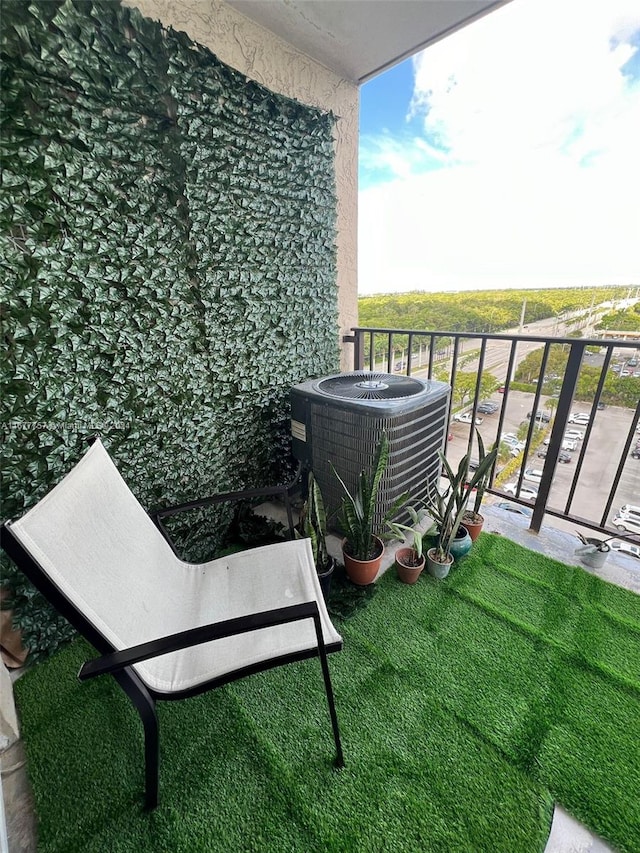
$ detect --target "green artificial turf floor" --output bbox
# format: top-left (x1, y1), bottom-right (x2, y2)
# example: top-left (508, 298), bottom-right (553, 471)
top-left (14, 533), bottom-right (640, 852)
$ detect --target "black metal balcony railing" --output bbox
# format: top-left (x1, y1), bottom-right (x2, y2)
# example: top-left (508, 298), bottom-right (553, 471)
top-left (344, 326), bottom-right (640, 542)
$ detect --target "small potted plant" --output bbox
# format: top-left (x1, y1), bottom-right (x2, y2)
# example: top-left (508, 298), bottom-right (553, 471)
top-left (460, 432), bottom-right (498, 541)
top-left (296, 471), bottom-right (336, 601)
top-left (424, 444), bottom-right (497, 578)
top-left (386, 503), bottom-right (429, 584)
top-left (574, 531), bottom-right (615, 569)
top-left (331, 432), bottom-right (408, 585)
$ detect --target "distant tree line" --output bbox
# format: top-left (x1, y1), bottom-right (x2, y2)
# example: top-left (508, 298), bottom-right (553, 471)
top-left (358, 286), bottom-right (631, 334)
top-left (357, 285), bottom-right (632, 362)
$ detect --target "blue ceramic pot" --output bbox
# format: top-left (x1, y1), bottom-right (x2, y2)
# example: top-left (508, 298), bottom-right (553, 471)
top-left (449, 525), bottom-right (473, 561)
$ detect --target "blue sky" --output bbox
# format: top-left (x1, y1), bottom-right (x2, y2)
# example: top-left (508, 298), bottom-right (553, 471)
top-left (358, 0), bottom-right (640, 295)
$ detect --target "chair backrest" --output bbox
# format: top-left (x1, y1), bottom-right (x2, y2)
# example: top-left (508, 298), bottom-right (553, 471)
top-left (5, 440), bottom-right (184, 654)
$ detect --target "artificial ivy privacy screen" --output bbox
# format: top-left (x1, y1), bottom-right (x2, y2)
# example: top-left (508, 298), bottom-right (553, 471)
top-left (1, 0), bottom-right (339, 660)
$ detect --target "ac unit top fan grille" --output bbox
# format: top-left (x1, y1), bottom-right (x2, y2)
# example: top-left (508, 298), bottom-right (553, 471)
top-left (316, 372), bottom-right (427, 401)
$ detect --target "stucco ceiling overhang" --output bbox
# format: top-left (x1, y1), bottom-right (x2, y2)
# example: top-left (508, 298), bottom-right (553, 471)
top-left (225, 0), bottom-right (509, 84)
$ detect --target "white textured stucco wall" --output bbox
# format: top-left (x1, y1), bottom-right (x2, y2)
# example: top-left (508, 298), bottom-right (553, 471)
top-left (125, 0), bottom-right (359, 371)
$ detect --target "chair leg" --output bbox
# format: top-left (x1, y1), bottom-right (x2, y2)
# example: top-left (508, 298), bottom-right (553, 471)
top-left (312, 614), bottom-right (344, 768)
top-left (114, 669), bottom-right (160, 809)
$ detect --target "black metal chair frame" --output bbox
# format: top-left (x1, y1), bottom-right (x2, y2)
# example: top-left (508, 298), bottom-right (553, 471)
top-left (1, 464), bottom-right (344, 811)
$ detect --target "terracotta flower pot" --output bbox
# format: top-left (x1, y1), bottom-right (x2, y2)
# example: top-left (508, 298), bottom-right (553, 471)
top-left (462, 513), bottom-right (484, 542)
top-left (342, 536), bottom-right (384, 585)
top-left (395, 547), bottom-right (425, 584)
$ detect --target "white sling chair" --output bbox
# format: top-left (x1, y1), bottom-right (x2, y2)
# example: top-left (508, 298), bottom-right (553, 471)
top-left (1, 438), bottom-right (344, 809)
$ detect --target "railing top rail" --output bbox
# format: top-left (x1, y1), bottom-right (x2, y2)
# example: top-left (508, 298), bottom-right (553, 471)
top-left (349, 327), bottom-right (639, 348)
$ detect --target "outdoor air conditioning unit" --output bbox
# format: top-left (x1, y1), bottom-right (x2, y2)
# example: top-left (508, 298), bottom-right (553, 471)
top-left (290, 371), bottom-right (451, 532)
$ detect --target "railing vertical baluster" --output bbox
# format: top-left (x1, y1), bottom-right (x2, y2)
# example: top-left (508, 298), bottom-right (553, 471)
top-left (531, 341), bottom-right (583, 533)
top-left (407, 333), bottom-right (414, 375)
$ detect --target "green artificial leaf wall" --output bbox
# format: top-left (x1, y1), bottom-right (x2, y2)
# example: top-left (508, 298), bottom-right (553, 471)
top-left (0, 0), bottom-right (339, 660)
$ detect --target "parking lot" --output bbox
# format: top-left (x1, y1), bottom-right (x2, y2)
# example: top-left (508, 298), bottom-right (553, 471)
top-left (447, 390), bottom-right (639, 530)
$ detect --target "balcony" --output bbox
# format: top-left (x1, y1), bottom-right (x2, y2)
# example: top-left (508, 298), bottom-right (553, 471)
top-left (346, 323), bottom-right (640, 545)
top-left (3, 489), bottom-right (639, 853)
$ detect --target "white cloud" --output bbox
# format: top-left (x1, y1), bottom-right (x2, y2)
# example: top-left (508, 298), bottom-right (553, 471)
top-left (409, 0), bottom-right (640, 167)
top-left (359, 0), bottom-right (640, 294)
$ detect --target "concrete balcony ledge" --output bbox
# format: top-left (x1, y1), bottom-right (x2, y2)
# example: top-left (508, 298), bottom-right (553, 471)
top-left (480, 501), bottom-right (640, 595)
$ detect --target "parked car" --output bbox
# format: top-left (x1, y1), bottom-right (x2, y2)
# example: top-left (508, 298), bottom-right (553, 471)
top-left (454, 411), bottom-right (483, 425)
top-left (618, 504), bottom-right (640, 521)
top-left (498, 386), bottom-right (506, 393)
top-left (501, 438), bottom-right (525, 456)
top-left (477, 400), bottom-right (499, 414)
top-left (631, 445), bottom-right (640, 460)
top-left (501, 433), bottom-right (521, 445)
top-left (612, 515), bottom-right (640, 535)
top-left (610, 540), bottom-right (640, 560)
top-left (537, 449), bottom-right (571, 463)
top-left (503, 483), bottom-right (539, 501)
top-left (527, 410), bottom-right (551, 423)
top-left (568, 412), bottom-right (590, 424)
top-left (543, 436), bottom-right (577, 451)
top-left (524, 468), bottom-right (543, 483)
top-left (494, 501), bottom-right (533, 517)
top-left (564, 429), bottom-right (584, 441)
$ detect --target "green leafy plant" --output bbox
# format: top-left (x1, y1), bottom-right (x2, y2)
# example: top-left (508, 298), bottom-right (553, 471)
top-left (462, 431), bottom-right (499, 523)
top-left (386, 503), bottom-right (429, 561)
top-left (330, 433), bottom-right (408, 562)
top-left (296, 472), bottom-right (333, 572)
top-left (426, 436), bottom-right (497, 563)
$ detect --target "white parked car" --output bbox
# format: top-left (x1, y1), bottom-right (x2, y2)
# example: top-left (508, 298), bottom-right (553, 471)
top-left (501, 434), bottom-right (525, 450)
top-left (524, 468), bottom-right (543, 483)
top-left (612, 515), bottom-right (640, 535)
top-left (543, 436), bottom-right (577, 451)
top-left (503, 483), bottom-right (539, 501)
top-left (610, 540), bottom-right (640, 560)
top-left (568, 412), bottom-right (590, 425)
top-left (564, 429), bottom-right (584, 441)
top-left (454, 411), bottom-right (483, 425)
top-left (618, 504), bottom-right (640, 519)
